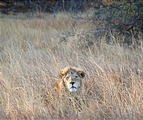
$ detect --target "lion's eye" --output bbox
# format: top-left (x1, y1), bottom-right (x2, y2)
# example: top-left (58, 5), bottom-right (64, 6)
top-left (66, 76), bottom-right (69, 80)
top-left (75, 76), bottom-right (78, 78)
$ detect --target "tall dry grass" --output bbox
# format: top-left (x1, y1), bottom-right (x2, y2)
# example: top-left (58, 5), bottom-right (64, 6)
top-left (0, 12), bottom-right (143, 119)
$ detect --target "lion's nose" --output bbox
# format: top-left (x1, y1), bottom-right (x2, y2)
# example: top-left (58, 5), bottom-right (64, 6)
top-left (70, 82), bottom-right (75, 85)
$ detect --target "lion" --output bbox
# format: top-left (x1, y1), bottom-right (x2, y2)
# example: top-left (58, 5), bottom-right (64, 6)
top-left (54, 66), bottom-right (85, 94)
top-left (42, 66), bottom-right (87, 116)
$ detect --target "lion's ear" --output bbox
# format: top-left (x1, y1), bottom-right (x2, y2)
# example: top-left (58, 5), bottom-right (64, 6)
top-left (58, 70), bottom-right (64, 79)
top-left (58, 66), bottom-right (71, 79)
top-left (78, 71), bottom-right (85, 78)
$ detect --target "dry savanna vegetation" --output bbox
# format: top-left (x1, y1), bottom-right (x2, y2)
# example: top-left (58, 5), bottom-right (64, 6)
top-left (0, 9), bottom-right (143, 120)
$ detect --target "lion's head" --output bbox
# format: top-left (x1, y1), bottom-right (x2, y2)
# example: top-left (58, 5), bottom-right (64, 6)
top-left (54, 66), bottom-right (85, 93)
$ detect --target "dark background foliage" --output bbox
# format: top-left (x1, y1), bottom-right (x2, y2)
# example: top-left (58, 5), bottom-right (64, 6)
top-left (0, 0), bottom-right (143, 48)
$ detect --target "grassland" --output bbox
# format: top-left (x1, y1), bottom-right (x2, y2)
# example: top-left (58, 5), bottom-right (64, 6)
top-left (0, 11), bottom-right (143, 120)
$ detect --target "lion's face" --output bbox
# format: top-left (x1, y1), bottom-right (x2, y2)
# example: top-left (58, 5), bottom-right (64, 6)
top-left (63, 69), bottom-right (82, 92)
top-left (56, 66), bottom-right (85, 93)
